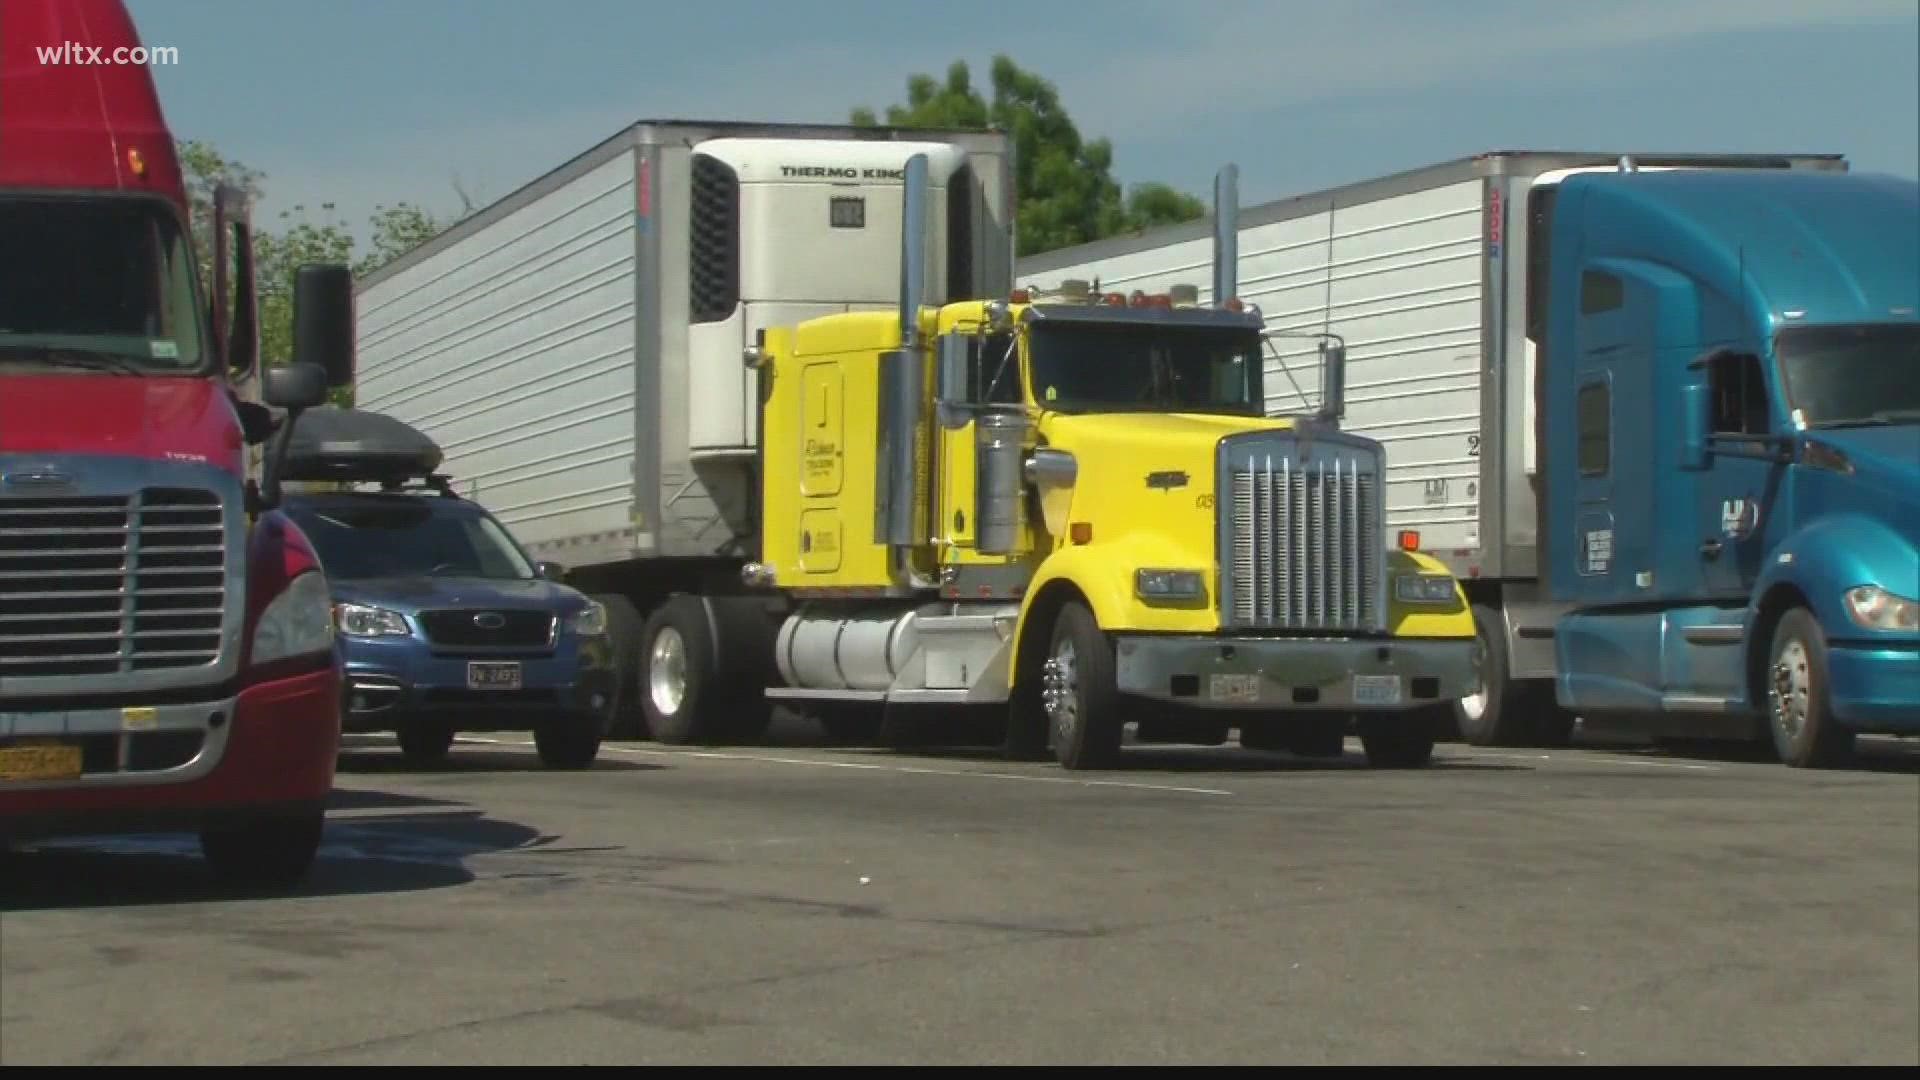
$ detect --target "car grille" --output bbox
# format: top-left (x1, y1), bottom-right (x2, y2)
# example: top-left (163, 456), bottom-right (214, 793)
top-left (416, 609), bottom-right (555, 649)
top-left (1218, 433), bottom-right (1385, 632)
top-left (0, 488), bottom-right (227, 678)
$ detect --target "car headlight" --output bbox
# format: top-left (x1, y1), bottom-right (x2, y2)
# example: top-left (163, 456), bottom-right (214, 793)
top-left (567, 600), bottom-right (608, 636)
top-left (333, 602), bottom-right (411, 638)
top-left (1136, 568), bottom-right (1206, 601)
top-left (253, 571), bottom-right (337, 664)
top-left (1844, 585), bottom-right (1918, 631)
top-left (1395, 573), bottom-right (1457, 604)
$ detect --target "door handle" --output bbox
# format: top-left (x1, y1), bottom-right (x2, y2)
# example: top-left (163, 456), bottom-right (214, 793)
top-left (1700, 538), bottom-right (1724, 559)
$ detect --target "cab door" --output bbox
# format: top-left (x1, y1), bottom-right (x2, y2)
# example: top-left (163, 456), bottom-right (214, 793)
top-left (934, 330), bottom-right (1021, 553)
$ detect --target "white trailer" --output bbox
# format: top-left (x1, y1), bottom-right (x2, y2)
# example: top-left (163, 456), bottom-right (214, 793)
top-left (1018, 150), bottom-right (1847, 745)
top-left (352, 120), bottom-right (1016, 735)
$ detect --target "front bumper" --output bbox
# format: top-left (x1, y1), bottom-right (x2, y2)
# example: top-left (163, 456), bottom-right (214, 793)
top-left (0, 665), bottom-right (340, 841)
top-left (1828, 642), bottom-right (1920, 732)
top-left (338, 638), bottom-right (616, 733)
top-left (1114, 633), bottom-right (1481, 711)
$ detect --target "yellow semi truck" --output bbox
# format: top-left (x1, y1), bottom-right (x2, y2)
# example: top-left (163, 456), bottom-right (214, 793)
top-left (718, 157), bottom-right (1481, 769)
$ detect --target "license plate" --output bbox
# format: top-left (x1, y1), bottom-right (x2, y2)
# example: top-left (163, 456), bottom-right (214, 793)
top-left (468, 661), bottom-right (522, 690)
top-left (1208, 673), bottom-right (1262, 704)
top-left (0, 743), bottom-right (84, 781)
top-left (1353, 674), bottom-right (1403, 706)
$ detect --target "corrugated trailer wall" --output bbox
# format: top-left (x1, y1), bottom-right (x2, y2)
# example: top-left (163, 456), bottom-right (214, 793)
top-left (1019, 166), bottom-right (1488, 553)
top-left (352, 148), bottom-right (640, 555)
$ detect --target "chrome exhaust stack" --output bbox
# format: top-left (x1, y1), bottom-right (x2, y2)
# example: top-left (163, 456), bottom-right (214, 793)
top-left (1212, 163), bottom-right (1238, 305)
top-left (877, 154), bottom-right (932, 568)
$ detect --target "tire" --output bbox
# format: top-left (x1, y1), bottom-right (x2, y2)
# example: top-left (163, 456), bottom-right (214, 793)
top-left (535, 716), bottom-right (602, 770)
top-left (596, 594), bottom-right (648, 739)
top-left (638, 595), bottom-right (725, 745)
top-left (1454, 603), bottom-right (1571, 747)
top-left (638, 595), bottom-right (773, 745)
top-left (1283, 716), bottom-right (1348, 758)
top-left (200, 809), bottom-right (326, 888)
top-left (396, 721), bottom-right (453, 766)
top-left (1358, 710), bottom-right (1437, 768)
top-left (1040, 600), bottom-right (1125, 770)
top-left (1764, 607), bottom-right (1855, 768)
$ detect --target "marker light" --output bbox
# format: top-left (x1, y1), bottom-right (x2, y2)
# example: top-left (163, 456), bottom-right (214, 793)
top-left (126, 147), bottom-right (146, 177)
top-left (1398, 530), bottom-right (1421, 551)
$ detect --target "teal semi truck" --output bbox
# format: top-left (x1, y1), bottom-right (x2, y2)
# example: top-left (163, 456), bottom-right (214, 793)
top-left (1540, 164), bottom-right (1918, 766)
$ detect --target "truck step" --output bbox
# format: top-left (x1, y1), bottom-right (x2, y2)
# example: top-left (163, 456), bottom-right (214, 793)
top-left (764, 687), bottom-right (887, 702)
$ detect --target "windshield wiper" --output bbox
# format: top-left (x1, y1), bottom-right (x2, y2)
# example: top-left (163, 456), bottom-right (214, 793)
top-left (0, 347), bottom-right (146, 375)
top-left (1871, 409), bottom-right (1920, 423)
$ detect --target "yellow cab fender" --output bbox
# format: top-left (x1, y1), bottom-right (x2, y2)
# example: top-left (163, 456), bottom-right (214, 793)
top-left (1006, 535), bottom-right (1217, 691)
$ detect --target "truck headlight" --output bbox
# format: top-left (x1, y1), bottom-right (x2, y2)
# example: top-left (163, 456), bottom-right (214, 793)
top-left (1394, 573), bottom-right (1457, 604)
top-left (1843, 585), bottom-right (1918, 631)
top-left (253, 572), bottom-right (337, 663)
top-left (1136, 569), bottom-right (1206, 601)
top-left (333, 602), bottom-right (411, 638)
top-left (566, 600), bottom-right (608, 636)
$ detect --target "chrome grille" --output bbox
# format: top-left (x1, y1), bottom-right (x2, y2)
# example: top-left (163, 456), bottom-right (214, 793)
top-left (1219, 435), bottom-right (1383, 632)
top-left (0, 488), bottom-right (227, 677)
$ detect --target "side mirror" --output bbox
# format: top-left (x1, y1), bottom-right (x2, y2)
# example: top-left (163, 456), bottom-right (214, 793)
top-left (1316, 341), bottom-right (1347, 422)
top-left (1679, 381), bottom-right (1712, 470)
top-left (261, 362), bottom-right (329, 411)
top-left (537, 561), bottom-right (566, 582)
top-left (292, 263), bottom-right (356, 390)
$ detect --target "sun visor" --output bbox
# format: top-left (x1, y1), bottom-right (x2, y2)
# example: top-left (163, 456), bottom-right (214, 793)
top-left (280, 406), bottom-right (444, 484)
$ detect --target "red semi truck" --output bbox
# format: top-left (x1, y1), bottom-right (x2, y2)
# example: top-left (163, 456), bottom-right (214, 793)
top-left (1, 0), bottom-right (356, 884)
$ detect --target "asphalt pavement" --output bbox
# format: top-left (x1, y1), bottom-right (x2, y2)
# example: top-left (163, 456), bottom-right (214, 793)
top-left (3, 721), bottom-right (1917, 1065)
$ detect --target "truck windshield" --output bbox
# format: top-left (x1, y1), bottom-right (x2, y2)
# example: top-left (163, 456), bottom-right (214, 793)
top-left (1778, 324), bottom-right (1920, 428)
top-left (1027, 321), bottom-right (1263, 416)
top-left (0, 196), bottom-right (207, 375)
top-left (285, 503), bottom-right (537, 582)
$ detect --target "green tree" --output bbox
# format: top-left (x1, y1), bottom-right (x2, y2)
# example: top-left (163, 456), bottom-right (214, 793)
top-left (173, 141), bottom-right (464, 405)
top-left (852, 56), bottom-right (1205, 256)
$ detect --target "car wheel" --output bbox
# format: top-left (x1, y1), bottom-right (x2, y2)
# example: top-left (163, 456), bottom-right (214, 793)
top-left (535, 717), bottom-right (601, 770)
top-left (396, 721), bottom-right (453, 766)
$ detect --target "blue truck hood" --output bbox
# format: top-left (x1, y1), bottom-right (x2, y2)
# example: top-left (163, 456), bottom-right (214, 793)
top-left (329, 575), bottom-right (589, 616)
top-left (1796, 425), bottom-right (1920, 544)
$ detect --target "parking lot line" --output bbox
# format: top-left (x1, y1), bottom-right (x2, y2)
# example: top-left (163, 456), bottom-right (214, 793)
top-left (452, 736), bottom-right (1236, 796)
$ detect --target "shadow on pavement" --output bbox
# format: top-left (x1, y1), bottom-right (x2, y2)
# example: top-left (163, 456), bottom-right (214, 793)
top-left (1, 796), bottom-right (556, 912)
top-left (336, 739), bottom-right (666, 777)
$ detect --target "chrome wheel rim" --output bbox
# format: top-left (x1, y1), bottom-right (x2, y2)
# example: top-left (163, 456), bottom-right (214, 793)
top-left (649, 627), bottom-right (688, 716)
top-left (1770, 638), bottom-right (1810, 740)
top-left (1042, 638), bottom-right (1078, 741)
top-left (1459, 683), bottom-right (1487, 721)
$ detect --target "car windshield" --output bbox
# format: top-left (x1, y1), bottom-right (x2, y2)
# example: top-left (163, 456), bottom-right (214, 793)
top-left (287, 502), bottom-right (536, 581)
top-left (1026, 320), bottom-right (1263, 416)
top-left (1779, 323), bottom-right (1920, 429)
top-left (0, 196), bottom-right (208, 375)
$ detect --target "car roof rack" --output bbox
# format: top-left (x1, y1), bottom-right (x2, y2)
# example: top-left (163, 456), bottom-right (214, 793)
top-left (280, 406), bottom-right (448, 488)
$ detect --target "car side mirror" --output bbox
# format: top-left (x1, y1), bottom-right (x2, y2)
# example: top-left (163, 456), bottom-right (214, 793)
top-left (936, 334), bottom-right (973, 429)
top-left (292, 263), bottom-right (356, 390)
top-left (1316, 341), bottom-right (1347, 422)
top-left (537, 561), bottom-right (566, 582)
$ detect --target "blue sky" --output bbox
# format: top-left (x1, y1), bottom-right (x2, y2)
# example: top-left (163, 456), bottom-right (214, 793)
top-left (128, 0), bottom-right (1919, 244)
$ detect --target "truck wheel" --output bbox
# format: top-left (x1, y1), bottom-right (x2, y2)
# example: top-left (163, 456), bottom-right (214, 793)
top-left (200, 809), bottom-right (326, 889)
top-left (1284, 716), bottom-right (1348, 758)
top-left (1453, 603), bottom-right (1558, 746)
top-left (1358, 710), bottom-right (1437, 768)
top-left (1041, 600), bottom-right (1125, 770)
top-left (596, 594), bottom-right (648, 739)
top-left (1765, 607), bottom-right (1855, 768)
top-left (639, 596), bottom-right (724, 745)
